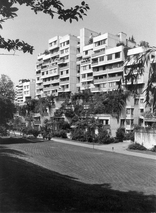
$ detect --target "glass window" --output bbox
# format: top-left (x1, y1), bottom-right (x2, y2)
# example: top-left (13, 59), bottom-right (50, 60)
top-left (115, 52), bottom-right (120, 59)
top-left (107, 54), bottom-right (112, 60)
top-left (126, 119), bottom-right (130, 125)
top-left (99, 56), bottom-right (104, 61)
top-left (126, 109), bottom-right (131, 114)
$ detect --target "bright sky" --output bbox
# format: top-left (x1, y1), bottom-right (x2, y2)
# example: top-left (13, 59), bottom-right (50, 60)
top-left (0, 0), bottom-right (156, 85)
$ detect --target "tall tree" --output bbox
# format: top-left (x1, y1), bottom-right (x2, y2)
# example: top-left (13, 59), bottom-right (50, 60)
top-left (0, 74), bottom-right (15, 100)
top-left (0, 74), bottom-right (15, 128)
top-left (123, 47), bottom-right (156, 111)
top-left (0, 0), bottom-right (89, 54)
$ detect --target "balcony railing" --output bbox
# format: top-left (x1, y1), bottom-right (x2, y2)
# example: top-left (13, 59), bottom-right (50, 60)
top-left (60, 80), bottom-right (69, 85)
top-left (94, 78), bottom-right (107, 84)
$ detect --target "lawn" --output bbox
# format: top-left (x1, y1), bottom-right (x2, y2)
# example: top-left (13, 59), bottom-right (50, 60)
top-left (0, 144), bottom-right (156, 212)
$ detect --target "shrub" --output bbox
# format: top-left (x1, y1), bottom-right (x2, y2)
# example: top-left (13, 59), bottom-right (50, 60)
top-left (59, 130), bottom-right (67, 139)
top-left (31, 129), bottom-right (40, 138)
top-left (59, 121), bottom-right (71, 131)
top-left (72, 130), bottom-right (87, 142)
top-left (116, 128), bottom-right (125, 142)
top-left (0, 126), bottom-right (8, 136)
top-left (128, 143), bottom-right (147, 150)
top-left (124, 131), bottom-right (134, 141)
top-left (97, 129), bottom-right (110, 144)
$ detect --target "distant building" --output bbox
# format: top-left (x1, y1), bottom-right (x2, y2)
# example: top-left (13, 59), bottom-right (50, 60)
top-left (15, 79), bottom-right (36, 105)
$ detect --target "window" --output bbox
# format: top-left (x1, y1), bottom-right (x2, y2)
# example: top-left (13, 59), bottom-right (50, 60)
top-left (87, 73), bottom-right (93, 77)
top-left (126, 109), bottom-right (131, 114)
top-left (83, 66), bottom-right (87, 70)
top-left (85, 50), bottom-right (88, 55)
top-left (107, 54), bottom-right (112, 60)
top-left (115, 52), bottom-right (120, 59)
top-left (89, 64), bottom-right (91, 69)
top-left (109, 82), bottom-right (116, 87)
top-left (61, 71), bottom-right (63, 75)
top-left (46, 71), bottom-right (48, 75)
top-left (66, 40), bottom-right (69, 45)
top-left (140, 108), bottom-right (144, 113)
top-left (100, 83), bottom-right (106, 88)
top-left (66, 70), bottom-right (69, 74)
top-left (134, 98), bottom-right (139, 105)
top-left (82, 74), bottom-right (86, 78)
top-left (65, 48), bottom-right (68, 53)
top-left (126, 119), bottom-right (130, 125)
top-left (99, 56), bottom-right (104, 61)
top-left (95, 39), bottom-right (106, 46)
top-left (60, 50), bottom-right (64, 54)
top-left (140, 99), bottom-right (144, 103)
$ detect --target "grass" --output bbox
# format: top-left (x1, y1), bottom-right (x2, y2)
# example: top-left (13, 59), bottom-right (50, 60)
top-left (0, 146), bottom-right (156, 212)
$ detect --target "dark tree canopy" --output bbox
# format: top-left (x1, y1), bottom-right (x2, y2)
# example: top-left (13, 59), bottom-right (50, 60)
top-left (0, 74), bottom-right (16, 127)
top-left (0, 74), bottom-right (15, 100)
top-left (0, 0), bottom-right (89, 54)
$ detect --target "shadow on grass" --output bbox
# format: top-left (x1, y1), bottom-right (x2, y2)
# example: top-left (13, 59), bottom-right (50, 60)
top-left (0, 137), bottom-right (45, 145)
top-left (0, 147), bottom-right (156, 213)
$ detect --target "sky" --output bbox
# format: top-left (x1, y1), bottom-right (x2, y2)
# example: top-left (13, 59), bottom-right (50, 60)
top-left (0, 0), bottom-right (156, 86)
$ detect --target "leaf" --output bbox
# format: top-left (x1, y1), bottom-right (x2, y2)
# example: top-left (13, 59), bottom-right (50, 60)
top-left (10, 7), bottom-right (18, 12)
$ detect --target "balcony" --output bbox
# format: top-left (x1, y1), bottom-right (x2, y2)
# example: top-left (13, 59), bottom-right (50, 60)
top-left (36, 79), bottom-right (42, 84)
top-left (60, 80), bottom-right (69, 85)
top-left (59, 65), bottom-right (69, 71)
top-left (94, 78), bottom-right (107, 84)
top-left (36, 60), bottom-right (43, 65)
top-left (81, 76), bottom-right (93, 82)
top-left (92, 50), bottom-right (105, 58)
top-left (36, 84), bottom-right (43, 89)
top-left (51, 85), bottom-right (59, 90)
top-left (93, 67), bottom-right (122, 76)
top-left (58, 58), bottom-right (69, 64)
top-left (43, 87), bottom-right (51, 92)
top-left (90, 87), bottom-right (100, 92)
top-left (81, 59), bottom-right (91, 65)
top-left (107, 76), bottom-right (122, 82)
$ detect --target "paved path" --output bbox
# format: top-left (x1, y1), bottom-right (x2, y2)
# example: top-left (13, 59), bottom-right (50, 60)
top-left (4, 139), bottom-right (156, 196)
top-left (52, 137), bottom-right (156, 160)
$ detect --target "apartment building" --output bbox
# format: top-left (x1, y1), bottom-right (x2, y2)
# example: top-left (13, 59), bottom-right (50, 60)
top-left (80, 31), bottom-right (135, 92)
top-left (15, 79), bottom-right (36, 105)
top-left (36, 28), bottom-right (136, 97)
top-left (36, 34), bottom-right (79, 98)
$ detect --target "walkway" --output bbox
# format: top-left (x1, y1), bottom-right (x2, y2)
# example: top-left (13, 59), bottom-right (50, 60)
top-left (52, 137), bottom-right (156, 160)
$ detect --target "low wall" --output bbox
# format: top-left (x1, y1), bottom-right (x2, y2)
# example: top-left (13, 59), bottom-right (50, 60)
top-left (135, 129), bottom-right (156, 149)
